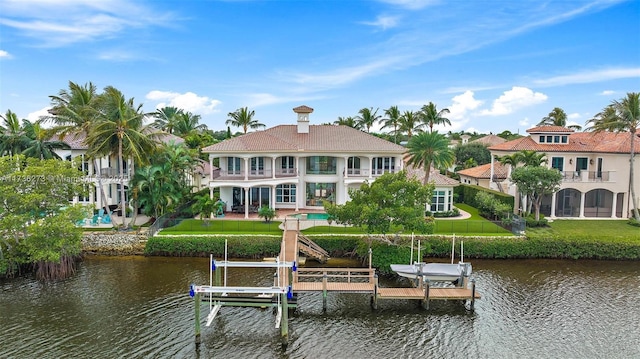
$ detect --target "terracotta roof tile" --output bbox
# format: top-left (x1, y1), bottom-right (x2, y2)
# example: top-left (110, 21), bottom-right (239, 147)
top-left (203, 125), bottom-right (406, 154)
top-left (457, 162), bottom-right (507, 180)
top-left (489, 131), bottom-right (640, 154)
top-left (293, 105), bottom-right (314, 113)
top-left (471, 134), bottom-right (506, 146)
top-left (405, 165), bottom-right (459, 186)
top-left (526, 125), bottom-right (575, 133)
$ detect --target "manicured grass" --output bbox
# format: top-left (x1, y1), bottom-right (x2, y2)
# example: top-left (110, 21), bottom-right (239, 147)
top-left (158, 219), bottom-right (283, 235)
top-left (527, 219), bottom-right (639, 242)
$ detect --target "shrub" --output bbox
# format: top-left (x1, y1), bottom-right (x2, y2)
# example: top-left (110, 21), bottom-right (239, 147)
top-left (258, 206), bottom-right (276, 223)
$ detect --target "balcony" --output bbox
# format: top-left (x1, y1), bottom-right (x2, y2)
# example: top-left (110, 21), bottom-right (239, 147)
top-left (213, 169), bottom-right (298, 181)
top-left (344, 168), bottom-right (400, 177)
top-left (560, 170), bottom-right (613, 182)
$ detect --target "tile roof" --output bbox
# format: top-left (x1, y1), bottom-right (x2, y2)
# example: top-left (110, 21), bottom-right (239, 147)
top-left (52, 130), bottom-right (183, 150)
top-left (202, 125), bottom-right (407, 154)
top-left (526, 125), bottom-right (575, 133)
top-left (457, 162), bottom-right (508, 180)
top-left (405, 165), bottom-right (459, 186)
top-left (489, 131), bottom-right (640, 154)
top-left (471, 134), bottom-right (506, 146)
top-left (293, 105), bottom-right (314, 113)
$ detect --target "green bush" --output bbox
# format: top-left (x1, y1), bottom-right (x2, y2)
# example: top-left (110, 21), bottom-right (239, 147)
top-left (145, 235), bottom-right (281, 258)
top-left (456, 184), bottom-right (514, 210)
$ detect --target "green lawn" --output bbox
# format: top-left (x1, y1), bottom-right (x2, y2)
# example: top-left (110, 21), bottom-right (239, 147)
top-left (527, 219), bottom-right (639, 242)
top-left (159, 219), bottom-right (283, 235)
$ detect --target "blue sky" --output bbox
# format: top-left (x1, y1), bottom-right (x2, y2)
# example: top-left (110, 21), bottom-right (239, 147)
top-left (1, 0), bottom-right (639, 135)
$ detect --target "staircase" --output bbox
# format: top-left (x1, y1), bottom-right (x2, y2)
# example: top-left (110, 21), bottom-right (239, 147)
top-left (297, 233), bottom-right (330, 264)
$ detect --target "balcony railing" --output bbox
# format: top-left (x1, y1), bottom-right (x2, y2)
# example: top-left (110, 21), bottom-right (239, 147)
top-left (344, 168), bottom-right (400, 177)
top-left (561, 170), bottom-right (612, 182)
top-left (213, 169), bottom-right (299, 180)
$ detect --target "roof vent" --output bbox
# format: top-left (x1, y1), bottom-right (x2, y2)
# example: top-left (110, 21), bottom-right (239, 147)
top-left (293, 105), bottom-right (313, 134)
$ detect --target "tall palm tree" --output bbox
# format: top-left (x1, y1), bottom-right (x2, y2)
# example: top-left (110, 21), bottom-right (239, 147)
top-left (0, 109), bottom-right (29, 156)
top-left (538, 107), bottom-right (582, 131)
top-left (381, 105), bottom-right (401, 144)
top-left (405, 131), bottom-right (455, 184)
top-left (420, 102), bottom-right (451, 133)
top-left (334, 116), bottom-right (361, 129)
top-left (226, 107), bottom-right (264, 134)
top-left (355, 107), bottom-right (380, 133)
top-left (22, 119), bottom-right (70, 159)
top-left (516, 150), bottom-right (547, 167)
top-left (172, 111), bottom-right (208, 137)
top-left (586, 92), bottom-right (640, 221)
top-left (151, 106), bottom-right (182, 134)
top-left (398, 110), bottom-right (423, 140)
top-left (86, 86), bottom-right (159, 227)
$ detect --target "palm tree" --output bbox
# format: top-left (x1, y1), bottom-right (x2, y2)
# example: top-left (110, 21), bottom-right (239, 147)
top-left (130, 163), bottom-right (180, 219)
top-left (420, 102), bottom-right (451, 133)
top-left (516, 150), bottom-right (547, 167)
top-left (22, 119), bottom-right (70, 160)
top-left (538, 107), bottom-right (581, 131)
top-left (172, 111), bottom-right (208, 137)
top-left (381, 106), bottom-right (401, 144)
top-left (86, 86), bottom-right (159, 227)
top-left (586, 92), bottom-right (640, 221)
top-left (405, 131), bottom-right (455, 184)
top-left (398, 110), bottom-right (422, 140)
top-left (0, 109), bottom-right (29, 156)
top-left (355, 107), bottom-right (380, 133)
top-left (152, 106), bottom-right (182, 134)
top-left (334, 116), bottom-right (361, 129)
top-left (226, 107), bottom-right (264, 134)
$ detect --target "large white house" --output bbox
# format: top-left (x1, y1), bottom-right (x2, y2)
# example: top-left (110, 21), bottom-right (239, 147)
top-left (202, 105), bottom-right (408, 218)
top-left (487, 125), bottom-right (640, 219)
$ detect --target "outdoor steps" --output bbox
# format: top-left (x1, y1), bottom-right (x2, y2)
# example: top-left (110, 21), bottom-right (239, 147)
top-left (297, 233), bottom-right (330, 264)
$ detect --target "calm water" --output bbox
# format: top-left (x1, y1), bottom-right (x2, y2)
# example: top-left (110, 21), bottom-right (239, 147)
top-left (1, 256), bottom-right (640, 359)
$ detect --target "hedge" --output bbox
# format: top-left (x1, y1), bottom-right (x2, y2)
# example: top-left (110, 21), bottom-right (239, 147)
top-left (455, 184), bottom-right (514, 209)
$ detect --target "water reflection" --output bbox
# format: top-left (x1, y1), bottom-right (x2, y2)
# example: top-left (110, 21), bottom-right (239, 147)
top-left (1, 257), bottom-right (639, 359)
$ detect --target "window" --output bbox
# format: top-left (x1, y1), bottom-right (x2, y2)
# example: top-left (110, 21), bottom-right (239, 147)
top-left (539, 136), bottom-right (545, 143)
top-left (561, 136), bottom-right (568, 144)
top-left (306, 156), bottom-right (337, 174)
top-left (227, 157), bottom-right (241, 175)
top-left (551, 157), bottom-right (564, 172)
top-left (276, 184), bottom-right (296, 203)
top-left (546, 135), bottom-right (552, 143)
top-left (347, 156), bottom-right (361, 175)
top-left (554, 135), bottom-right (560, 143)
top-left (430, 190), bottom-right (446, 212)
top-left (306, 182), bottom-right (336, 206)
top-left (576, 157), bottom-right (588, 172)
top-left (371, 157), bottom-right (396, 175)
top-left (250, 157), bottom-right (264, 175)
top-left (280, 156), bottom-right (295, 175)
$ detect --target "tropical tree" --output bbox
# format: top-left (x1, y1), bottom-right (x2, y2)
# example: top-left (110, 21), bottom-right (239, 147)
top-left (516, 150), bottom-right (548, 167)
top-left (85, 86), bottom-right (159, 227)
top-left (405, 131), bottom-right (455, 184)
top-left (21, 119), bottom-right (70, 159)
top-left (324, 171), bottom-right (434, 235)
top-left (355, 107), bottom-right (380, 133)
top-left (172, 111), bottom-right (208, 137)
top-left (381, 105), bottom-right (401, 144)
top-left (510, 166), bottom-right (563, 221)
top-left (538, 107), bottom-right (581, 131)
top-left (130, 163), bottom-right (181, 219)
top-left (334, 116), bottom-right (361, 129)
top-left (454, 142), bottom-right (491, 169)
top-left (226, 107), bottom-right (264, 134)
top-left (151, 106), bottom-right (181, 134)
top-left (0, 110), bottom-right (29, 156)
top-left (420, 102), bottom-right (451, 133)
top-left (398, 110), bottom-right (422, 140)
top-left (585, 92), bottom-right (640, 221)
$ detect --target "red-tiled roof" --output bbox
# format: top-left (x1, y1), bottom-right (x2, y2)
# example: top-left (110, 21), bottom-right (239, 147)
top-left (457, 162), bottom-right (508, 180)
top-left (405, 165), bottom-right (459, 186)
top-left (472, 134), bottom-right (506, 146)
top-left (489, 131), bottom-right (640, 154)
top-left (203, 125), bottom-right (406, 153)
top-left (51, 130), bottom-right (184, 150)
top-left (526, 125), bottom-right (575, 133)
top-left (293, 105), bottom-right (314, 113)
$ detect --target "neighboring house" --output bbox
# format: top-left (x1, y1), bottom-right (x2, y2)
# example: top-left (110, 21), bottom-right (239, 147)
top-left (471, 134), bottom-right (506, 147)
top-left (405, 165), bottom-right (459, 213)
top-left (487, 125), bottom-right (640, 219)
top-left (202, 105), bottom-right (407, 218)
top-left (457, 162), bottom-right (508, 189)
top-left (53, 131), bottom-right (202, 211)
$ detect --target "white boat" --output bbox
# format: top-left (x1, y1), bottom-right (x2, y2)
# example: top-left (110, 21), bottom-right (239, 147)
top-left (390, 262), bottom-right (472, 283)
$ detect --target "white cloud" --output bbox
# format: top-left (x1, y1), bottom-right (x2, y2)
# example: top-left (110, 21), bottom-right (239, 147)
top-left (377, 0), bottom-right (439, 10)
top-left (0, 50), bottom-right (11, 58)
top-left (145, 91), bottom-right (222, 114)
top-left (27, 106), bottom-right (51, 124)
top-left (567, 112), bottom-right (581, 120)
top-left (534, 67), bottom-right (640, 87)
top-left (360, 15), bottom-right (400, 30)
top-left (518, 117), bottom-right (530, 127)
top-left (448, 90), bottom-right (483, 120)
top-left (600, 90), bottom-right (616, 96)
top-left (481, 87), bottom-right (547, 116)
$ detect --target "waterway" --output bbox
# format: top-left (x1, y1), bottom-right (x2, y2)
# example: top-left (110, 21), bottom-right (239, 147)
top-left (1, 256), bottom-right (639, 359)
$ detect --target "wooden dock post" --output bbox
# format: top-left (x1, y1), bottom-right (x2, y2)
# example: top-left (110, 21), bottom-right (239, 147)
top-left (281, 292), bottom-right (289, 345)
top-left (470, 279), bottom-right (476, 311)
top-left (322, 272), bottom-right (328, 311)
top-left (195, 292), bottom-right (202, 345)
top-left (371, 274), bottom-right (378, 310)
top-left (423, 280), bottom-right (430, 310)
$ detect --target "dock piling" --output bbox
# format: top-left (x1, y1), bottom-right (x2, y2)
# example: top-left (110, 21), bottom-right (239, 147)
top-left (195, 292), bottom-right (202, 345)
top-left (470, 279), bottom-right (476, 311)
top-left (423, 280), bottom-right (430, 310)
top-left (322, 273), bottom-right (328, 311)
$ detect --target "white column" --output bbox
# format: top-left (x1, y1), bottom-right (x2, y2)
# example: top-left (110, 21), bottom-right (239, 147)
top-left (489, 158), bottom-right (495, 190)
top-left (579, 191), bottom-right (586, 218)
top-left (272, 157), bottom-right (277, 179)
top-left (244, 187), bottom-right (249, 219)
top-left (271, 185), bottom-right (276, 209)
top-left (611, 192), bottom-right (618, 218)
top-left (550, 192), bottom-right (557, 218)
top-left (368, 156), bottom-right (374, 179)
top-left (244, 158), bottom-right (249, 181)
top-left (343, 156), bottom-right (349, 178)
top-left (209, 154), bottom-right (214, 180)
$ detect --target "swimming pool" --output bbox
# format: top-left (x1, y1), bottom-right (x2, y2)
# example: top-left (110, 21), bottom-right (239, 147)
top-left (289, 212), bottom-right (330, 220)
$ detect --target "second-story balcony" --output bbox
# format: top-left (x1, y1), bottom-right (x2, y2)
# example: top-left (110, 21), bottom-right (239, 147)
top-left (560, 170), bottom-right (614, 182)
top-left (213, 168), bottom-right (299, 181)
top-left (344, 168), bottom-right (400, 177)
